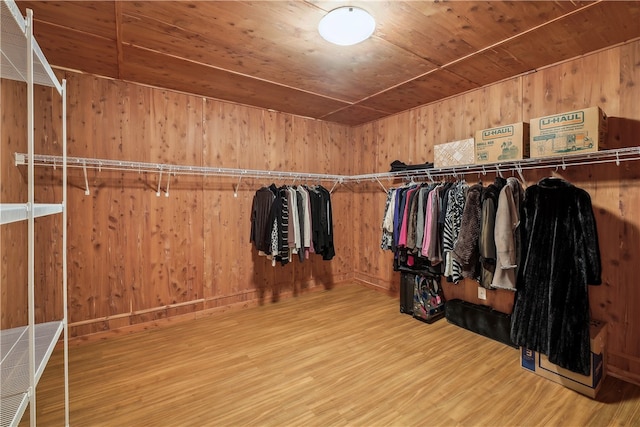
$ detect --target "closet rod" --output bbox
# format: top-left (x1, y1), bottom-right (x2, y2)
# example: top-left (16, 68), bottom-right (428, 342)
top-left (14, 153), bottom-right (347, 183)
top-left (350, 146), bottom-right (640, 182)
top-left (14, 146), bottom-right (640, 184)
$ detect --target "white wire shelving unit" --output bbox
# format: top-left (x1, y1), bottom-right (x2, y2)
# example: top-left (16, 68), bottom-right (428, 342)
top-left (350, 146), bottom-right (640, 191)
top-left (12, 153), bottom-right (347, 182)
top-left (15, 146), bottom-right (640, 194)
top-left (353, 146), bottom-right (640, 180)
top-left (13, 153), bottom-right (350, 196)
top-left (1, 0), bottom-right (68, 426)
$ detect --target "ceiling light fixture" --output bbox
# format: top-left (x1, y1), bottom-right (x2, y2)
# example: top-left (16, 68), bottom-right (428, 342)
top-left (318, 6), bottom-right (376, 46)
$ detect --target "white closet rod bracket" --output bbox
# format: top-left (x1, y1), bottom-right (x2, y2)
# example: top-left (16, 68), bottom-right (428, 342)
top-left (156, 170), bottom-right (163, 197)
top-left (515, 164), bottom-right (526, 183)
top-left (374, 176), bottom-right (388, 193)
top-left (165, 169), bottom-right (172, 197)
top-left (329, 179), bottom-right (342, 194)
top-left (233, 174), bottom-right (243, 198)
top-left (82, 162), bottom-right (90, 195)
top-left (14, 153), bottom-right (21, 167)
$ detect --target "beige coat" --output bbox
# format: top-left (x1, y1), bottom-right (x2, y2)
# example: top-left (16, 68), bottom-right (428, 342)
top-left (491, 178), bottom-right (524, 290)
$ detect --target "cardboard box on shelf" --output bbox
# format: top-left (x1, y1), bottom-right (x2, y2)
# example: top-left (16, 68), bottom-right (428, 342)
top-left (433, 137), bottom-right (475, 168)
top-left (475, 122), bottom-right (529, 164)
top-left (529, 107), bottom-right (608, 158)
top-left (520, 320), bottom-right (607, 398)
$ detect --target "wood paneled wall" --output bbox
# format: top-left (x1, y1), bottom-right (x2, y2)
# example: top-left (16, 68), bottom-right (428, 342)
top-left (352, 39), bottom-right (640, 384)
top-left (1, 81), bottom-right (65, 329)
top-left (1, 73), bottom-right (354, 337)
top-left (1, 79), bottom-right (29, 328)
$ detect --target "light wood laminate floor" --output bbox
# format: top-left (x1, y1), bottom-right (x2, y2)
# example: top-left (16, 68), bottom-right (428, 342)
top-left (22, 284), bottom-right (640, 426)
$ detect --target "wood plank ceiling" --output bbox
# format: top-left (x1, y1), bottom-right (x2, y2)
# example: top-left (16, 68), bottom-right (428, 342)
top-left (16, 1), bottom-right (640, 126)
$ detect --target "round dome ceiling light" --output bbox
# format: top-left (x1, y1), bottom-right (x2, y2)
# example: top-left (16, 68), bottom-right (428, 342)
top-left (318, 6), bottom-right (376, 46)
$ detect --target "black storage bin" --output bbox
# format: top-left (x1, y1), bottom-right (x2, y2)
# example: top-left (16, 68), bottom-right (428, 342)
top-left (445, 298), bottom-right (517, 348)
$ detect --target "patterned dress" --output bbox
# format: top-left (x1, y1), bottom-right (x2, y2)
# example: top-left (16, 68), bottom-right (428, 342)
top-left (442, 181), bottom-right (468, 283)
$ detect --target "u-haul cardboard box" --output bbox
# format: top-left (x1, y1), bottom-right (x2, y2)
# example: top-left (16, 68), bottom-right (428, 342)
top-left (529, 107), bottom-right (608, 158)
top-left (520, 320), bottom-right (606, 398)
top-left (475, 123), bottom-right (529, 164)
top-left (434, 137), bottom-right (475, 168)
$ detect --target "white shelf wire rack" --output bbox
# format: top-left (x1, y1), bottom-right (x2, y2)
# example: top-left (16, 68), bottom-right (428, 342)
top-left (350, 146), bottom-right (640, 183)
top-left (14, 153), bottom-right (348, 182)
top-left (0, 322), bottom-right (64, 427)
top-left (0, 0), bottom-right (61, 92)
top-left (0, 203), bottom-right (64, 225)
top-left (15, 146), bottom-right (640, 191)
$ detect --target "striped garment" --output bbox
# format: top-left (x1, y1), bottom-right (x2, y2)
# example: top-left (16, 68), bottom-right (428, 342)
top-left (442, 181), bottom-right (468, 283)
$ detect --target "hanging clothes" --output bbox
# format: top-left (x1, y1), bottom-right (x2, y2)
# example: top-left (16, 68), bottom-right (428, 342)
top-left (250, 184), bottom-right (277, 254)
top-left (398, 186), bottom-right (419, 248)
top-left (491, 177), bottom-right (524, 290)
top-left (414, 185), bottom-right (430, 254)
top-left (294, 188), bottom-right (305, 262)
top-left (286, 187), bottom-right (301, 259)
top-left (478, 177), bottom-right (507, 288)
top-left (510, 177), bottom-right (601, 376)
top-left (392, 186), bottom-right (405, 251)
top-left (277, 187), bottom-right (290, 263)
top-left (452, 183), bottom-right (483, 280)
top-left (250, 184), bottom-right (335, 265)
top-left (424, 184), bottom-right (444, 265)
top-left (437, 182), bottom-right (454, 259)
top-left (394, 185), bottom-right (415, 249)
top-left (380, 189), bottom-right (395, 250)
top-left (307, 185), bottom-right (335, 261)
top-left (405, 186), bottom-right (422, 252)
top-left (381, 181), bottom-right (457, 275)
top-left (297, 186), bottom-right (313, 257)
top-left (443, 181), bottom-right (468, 283)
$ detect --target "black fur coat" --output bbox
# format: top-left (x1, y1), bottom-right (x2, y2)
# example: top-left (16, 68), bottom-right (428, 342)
top-left (511, 177), bottom-right (601, 375)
